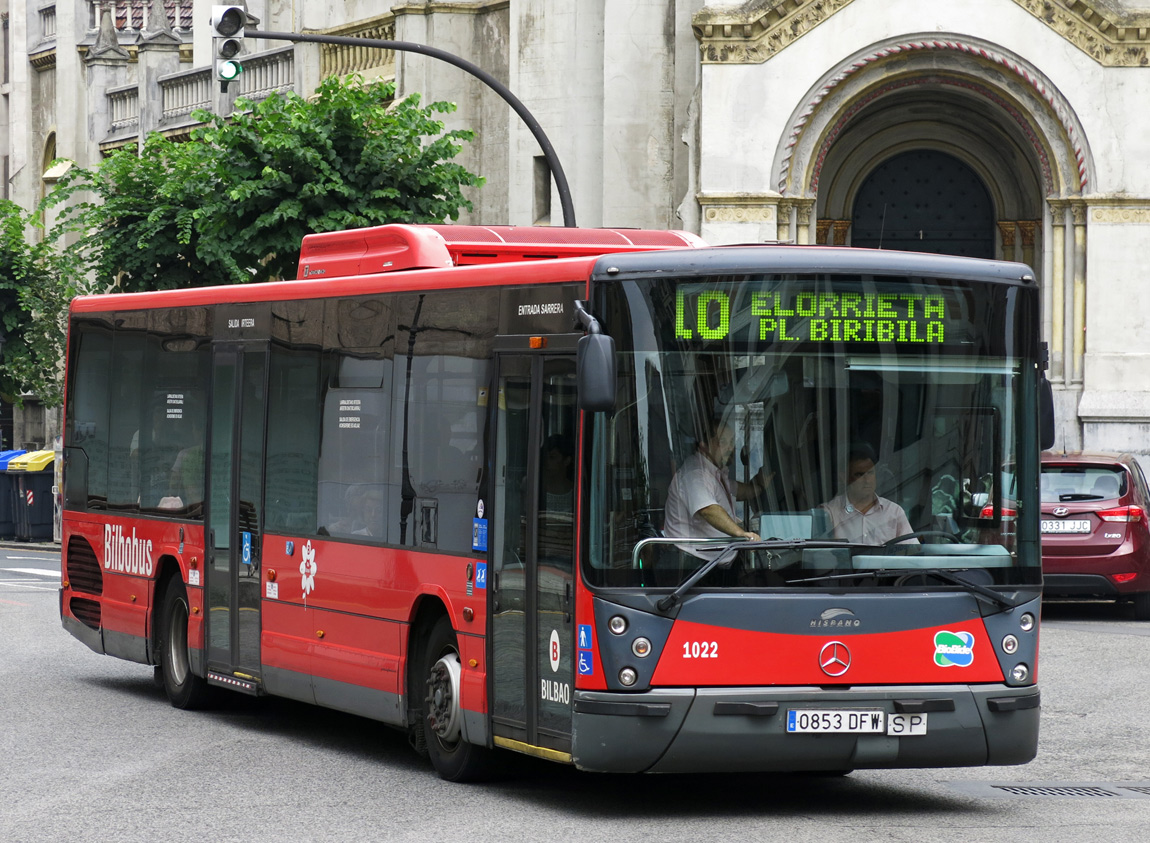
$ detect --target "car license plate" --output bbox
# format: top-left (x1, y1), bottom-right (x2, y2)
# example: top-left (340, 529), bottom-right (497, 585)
top-left (1041, 519), bottom-right (1091, 534)
top-left (786, 709), bottom-right (885, 733)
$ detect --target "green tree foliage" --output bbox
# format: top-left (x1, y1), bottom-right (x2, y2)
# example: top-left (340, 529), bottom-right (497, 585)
top-left (46, 75), bottom-right (483, 290)
top-left (0, 200), bottom-right (82, 405)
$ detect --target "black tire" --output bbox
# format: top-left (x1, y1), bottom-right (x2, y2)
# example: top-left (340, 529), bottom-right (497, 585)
top-left (420, 615), bottom-right (493, 782)
top-left (158, 578), bottom-right (213, 710)
top-left (1133, 592), bottom-right (1150, 621)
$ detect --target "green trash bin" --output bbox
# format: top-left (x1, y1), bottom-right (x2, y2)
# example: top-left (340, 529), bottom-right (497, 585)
top-left (8, 450), bottom-right (55, 541)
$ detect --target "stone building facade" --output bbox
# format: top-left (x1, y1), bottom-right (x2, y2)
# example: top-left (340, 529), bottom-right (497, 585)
top-left (4, 0), bottom-right (1150, 454)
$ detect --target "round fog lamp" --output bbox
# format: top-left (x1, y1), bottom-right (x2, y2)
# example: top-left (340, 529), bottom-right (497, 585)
top-left (632, 637), bottom-right (652, 658)
top-left (1001, 634), bottom-right (1019, 655)
top-left (1010, 663), bottom-right (1030, 683)
top-left (608, 615), bottom-right (628, 635)
top-left (619, 667), bottom-right (638, 686)
top-left (1019, 613), bottom-right (1035, 632)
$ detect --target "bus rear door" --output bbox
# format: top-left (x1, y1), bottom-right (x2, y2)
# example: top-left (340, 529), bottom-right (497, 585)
top-left (490, 346), bottom-right (578, 759)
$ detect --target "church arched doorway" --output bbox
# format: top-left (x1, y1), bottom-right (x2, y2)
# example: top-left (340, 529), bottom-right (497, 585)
top-left (850, 149), bottom-right (995, 258)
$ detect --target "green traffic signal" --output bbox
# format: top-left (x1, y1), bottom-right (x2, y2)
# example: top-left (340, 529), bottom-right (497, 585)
top-left (217, 59), bottom-right (243, 82)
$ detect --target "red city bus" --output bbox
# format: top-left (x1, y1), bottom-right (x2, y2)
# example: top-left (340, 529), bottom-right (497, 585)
top-left (61, 224), bottom-right (1045, 780)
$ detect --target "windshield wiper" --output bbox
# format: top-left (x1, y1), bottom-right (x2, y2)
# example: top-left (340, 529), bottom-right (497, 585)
top-left (655, 538), bottom-right (849, 612)
top-left (792, 568), bottom-right (1022, 611)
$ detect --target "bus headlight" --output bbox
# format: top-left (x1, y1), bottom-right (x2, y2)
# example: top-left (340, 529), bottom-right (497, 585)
top-left (1019, 613), bottom-right (1035, 632)
top-left (1010, 663), bottom-right (1030, 683)
top-left (1001, 634), bottom-right (1019, 655)
top-left (631, 637), bottom-right (652, 658)
top-left (619, 667), bottom-right (638, 686)
top-left (609, 615), bottom-right (627, 635)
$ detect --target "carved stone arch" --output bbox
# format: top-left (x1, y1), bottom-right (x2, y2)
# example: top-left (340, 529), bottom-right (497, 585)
top-left (772, 35), bottom-right (1095, 202)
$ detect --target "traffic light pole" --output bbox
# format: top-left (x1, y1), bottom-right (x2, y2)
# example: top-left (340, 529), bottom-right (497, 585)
top-left (250, 29), bottom-right (577, 228)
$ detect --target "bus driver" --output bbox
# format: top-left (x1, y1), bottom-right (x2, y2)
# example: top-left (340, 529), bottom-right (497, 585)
top-left (664, 423), bottom-right (772, 542)
top-left (820, 442), bottom-right (916, 545)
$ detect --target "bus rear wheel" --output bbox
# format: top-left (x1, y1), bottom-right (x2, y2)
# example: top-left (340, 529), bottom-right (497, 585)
top-left (158, 578), bottom-right (212, 710)
top-left (420, 615), bottom-right (493, 782)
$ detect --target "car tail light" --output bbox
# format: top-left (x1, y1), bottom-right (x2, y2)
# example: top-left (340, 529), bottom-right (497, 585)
top-left (1111, 572), bottom-right (1139, 584)
top-left (980, 504), bottom-right (1017, 520)
top-left (1097, 506), bottom-right (1144, 523)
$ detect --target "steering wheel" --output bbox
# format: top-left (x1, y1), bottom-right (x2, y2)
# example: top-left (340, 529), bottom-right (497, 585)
top-left (882, 530), bottom-right (961, 547)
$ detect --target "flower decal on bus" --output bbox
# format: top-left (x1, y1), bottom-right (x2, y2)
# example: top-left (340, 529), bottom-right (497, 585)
top-left (300, 540), bottom-right (318, 599)
top-left (934, 630), bottom-right (975, 667)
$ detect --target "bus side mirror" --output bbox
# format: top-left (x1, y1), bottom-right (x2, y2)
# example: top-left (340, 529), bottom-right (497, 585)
top-left (577, 333), bottom-right (616, 412)
top-left (1039, 376), bottom-right (1055, 450)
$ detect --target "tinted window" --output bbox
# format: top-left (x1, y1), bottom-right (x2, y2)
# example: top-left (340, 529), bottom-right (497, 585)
top-left (391, 290), bottom-right (496, 552)
top-left (1040, 465), bottom-right (1127, 502)
top-left (317, 297), bottom-right (394, 540)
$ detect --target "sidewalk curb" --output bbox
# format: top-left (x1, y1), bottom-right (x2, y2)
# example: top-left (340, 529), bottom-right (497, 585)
top-left (0, 540), bottom-right (60, 552)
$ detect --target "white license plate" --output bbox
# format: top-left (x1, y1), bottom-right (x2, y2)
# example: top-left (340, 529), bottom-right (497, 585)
top-left (1041, 519), bottom-right (1091, 534)
top-left (887, 713), bottom-right (929, 736)
top-left (786, 709), bottom-right (885, 733)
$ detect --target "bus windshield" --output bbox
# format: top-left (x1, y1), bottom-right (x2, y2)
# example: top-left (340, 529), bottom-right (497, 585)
top-left (585, 272), bottom-right (1041, 591)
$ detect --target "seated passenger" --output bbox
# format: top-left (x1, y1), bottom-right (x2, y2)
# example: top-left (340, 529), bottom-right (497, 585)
top-left (820, 442), bottom-right (916, 545)
top-left (664, 422), bottom-right (772, 542)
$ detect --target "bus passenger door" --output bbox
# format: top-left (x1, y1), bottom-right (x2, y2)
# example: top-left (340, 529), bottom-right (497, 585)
top-left (205, 343), bottom-right (268, 691)
top-left (490, 353), bottom-right (578, 756)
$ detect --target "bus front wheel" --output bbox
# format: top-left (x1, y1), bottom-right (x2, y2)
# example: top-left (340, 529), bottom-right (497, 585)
top-left (420, 615), bottom-right (493, 782)
top-left (158, 578), bottom-right (212, 710)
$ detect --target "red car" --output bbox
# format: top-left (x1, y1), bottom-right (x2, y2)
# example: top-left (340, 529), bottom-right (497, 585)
top-left (1040, 452), bottom-right (1150, 619)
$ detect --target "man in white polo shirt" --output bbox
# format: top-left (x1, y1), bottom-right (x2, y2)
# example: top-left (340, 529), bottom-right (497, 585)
top-left (821, 443), bottom-right (916, 545)
top-left (664, 422), bottom-right (772, 542)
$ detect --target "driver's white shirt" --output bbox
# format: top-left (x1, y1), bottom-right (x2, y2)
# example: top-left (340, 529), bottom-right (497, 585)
top-left (664, 451), bottom-right (735, 539)
top-left (820, 494), bottom-right (915, 545)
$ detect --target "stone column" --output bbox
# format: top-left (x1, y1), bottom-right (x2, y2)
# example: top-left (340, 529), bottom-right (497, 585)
top-left (996, 221), bottom-right (1017, 262)
top-left (832, 220), bottom-right (851, 246)
top-left (1017, 220), bottom-right (1038, 272)
top-left (776, 198), bottom-right (794, 243)
top-left (795, 200), bottom-right (815, 245)
top-left (85, 4), bottom-right (132, 148)
top-left (1047, 199), bottom-right (1067, 383)
top-left (1070, 200), bottom-right (1088, 385)
top-left (138, 4), bottom-right (183, 142)
top-left (816, 219), bottom-right (833, 245)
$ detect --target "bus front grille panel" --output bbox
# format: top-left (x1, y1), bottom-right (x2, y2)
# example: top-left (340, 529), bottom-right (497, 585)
top-left (69, 597), bottom-right (101, 630)
top-left (66, 536), bottom-right (103, 595)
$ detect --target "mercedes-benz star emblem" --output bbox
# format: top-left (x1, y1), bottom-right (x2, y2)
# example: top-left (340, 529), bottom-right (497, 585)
top-left (819, 641), bottom-right (851, 677)
top-left (1053, 506), bottom-right (1069, 517)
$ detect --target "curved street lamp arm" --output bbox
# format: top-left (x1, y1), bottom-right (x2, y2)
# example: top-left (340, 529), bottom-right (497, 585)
top-left (251, 30), bottom-right (576, 228)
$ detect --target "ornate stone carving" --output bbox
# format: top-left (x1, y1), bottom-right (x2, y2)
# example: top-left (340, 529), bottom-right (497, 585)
top-left (998, 221), bottom-right (1018, 248)
top-left (1091, 208), bottom-right (1150, 223)
top-left (694, 0), bottom-right (856, 64)
top-left (832, 220), bottom-right (851, 246)
top-left (692, 1), bottom-right (1150, 67)
top-left (1014, 0), bottom-right (1150, 67)
top-left (1017, 220), bottom-right (1038, 246)
top-left (816, 219), bottom-right (833, 245)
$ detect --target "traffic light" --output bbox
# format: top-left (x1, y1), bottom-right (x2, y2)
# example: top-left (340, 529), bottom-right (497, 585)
top-left (211, 5), bottom-right (247, 91)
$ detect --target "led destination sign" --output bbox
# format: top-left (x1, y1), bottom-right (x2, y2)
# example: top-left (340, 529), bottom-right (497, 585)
top-left (675, 287), bottom-right (954, 345)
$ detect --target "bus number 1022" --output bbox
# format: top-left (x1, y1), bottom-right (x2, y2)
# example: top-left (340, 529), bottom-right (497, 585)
top-left (683, 641), bottom-right (718, 658)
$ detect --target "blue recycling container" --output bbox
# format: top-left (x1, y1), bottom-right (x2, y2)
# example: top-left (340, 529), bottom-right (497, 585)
top-left (0, 449), bottom-right (28, 539)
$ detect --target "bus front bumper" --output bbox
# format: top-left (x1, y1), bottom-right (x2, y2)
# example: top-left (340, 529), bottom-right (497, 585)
top-left (570, 684), bottom-right (1039, 773)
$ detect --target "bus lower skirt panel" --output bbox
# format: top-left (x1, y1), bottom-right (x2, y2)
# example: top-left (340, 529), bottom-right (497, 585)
top-left (570, 685), bottom-right (1039, 773)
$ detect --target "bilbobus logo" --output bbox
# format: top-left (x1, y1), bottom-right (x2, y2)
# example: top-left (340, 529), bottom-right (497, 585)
top-left (104, 524), bottom-right (155, 576)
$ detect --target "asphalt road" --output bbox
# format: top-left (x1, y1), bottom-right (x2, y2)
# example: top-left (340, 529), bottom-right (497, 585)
top-left (3, 548), bottom-right (1149, 842)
